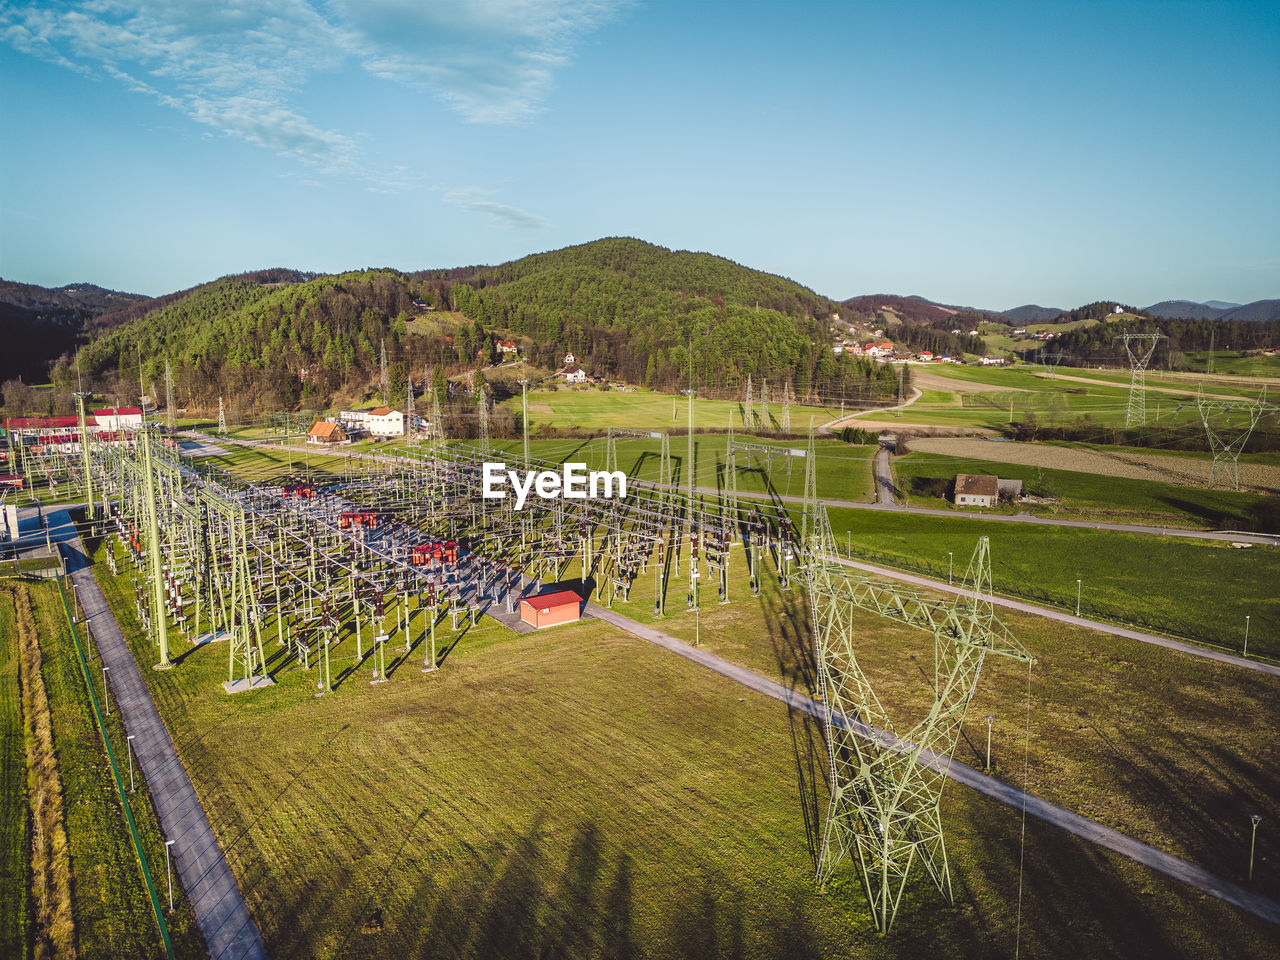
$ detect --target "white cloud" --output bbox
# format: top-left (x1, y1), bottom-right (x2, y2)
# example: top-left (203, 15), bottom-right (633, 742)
top-left (0, 0), bottom-right (627, 176)
top-left (444, 187), bottom-right (549, 229)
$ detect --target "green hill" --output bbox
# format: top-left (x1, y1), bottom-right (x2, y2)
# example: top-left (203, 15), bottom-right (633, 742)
top-left (63, 239), bottom-right (899, 416)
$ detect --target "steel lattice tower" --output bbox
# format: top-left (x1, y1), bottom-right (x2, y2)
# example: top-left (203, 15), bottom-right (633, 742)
top-left (781, 381), bottom-right (792, 434)
top-left (217, 396), bottom-right (227, 435)
top-left (1194, 387), bottom-right (1276, 490)
top-left (743, 376), bottom-right (755, 429)
top-left (806, 509), bottom-right (1034, 932)
top-left (164, 360), bottom-right (175, 431)
top-left (1116, 333), bottom-right (1165, 426)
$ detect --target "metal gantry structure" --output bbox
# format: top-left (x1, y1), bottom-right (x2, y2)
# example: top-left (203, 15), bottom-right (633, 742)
top-left (16, 398), bottom-right (1038, 936)
top-left (805, 509), bottom-right (1034, 932)
top-left (1116, 332), bottom-right (1166, 426)
top-left (1194, 386), bottom-right (1277, 490)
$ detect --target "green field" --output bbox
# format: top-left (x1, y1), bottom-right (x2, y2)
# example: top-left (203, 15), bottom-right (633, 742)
top-left (0, 580), bottom-right (205, 959)
top-left (86, 538), bottom-right (1280, 960)
top-left (1182, 352), bottom-right (1280, 377)
top-left (819, 507), bottom-right (1280, 658)
top-left (0, 589), bottom-right (27, 958)
top-left (505, 386), bottom-right (839, 433)
top-left (853, 362), bottom-right (1272, 431)
top-left (891, 452), bottom-right (1280, 530)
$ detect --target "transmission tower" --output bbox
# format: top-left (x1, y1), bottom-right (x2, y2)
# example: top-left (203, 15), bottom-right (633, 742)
top-left (1040, 351), bottom-right (1065, 380)
top-left (474, 370), bottom-right (490, 457)
top-left (218, 396), bottom-right (227, 435)
top-left (406, 370), bottom-right (416, 438)
top-left (164, 360), bottom-right (175, 431)
top-left (781, 381), bottom-right (792, 434)
top-left (376, 340), bottom-right (386, 404)
top-left (806, 511), bottom-right (1034, 932)
top-left (429, 371), bottom-right (444, 444)
top-left (1194, 387), bottom-right (1276, 490)
top-left (743, 376), bottom-right (755, 429)
top-left (1116, 332), bottom-right (1165, 426)
top-left (760, 378), bottom-right (770, 428)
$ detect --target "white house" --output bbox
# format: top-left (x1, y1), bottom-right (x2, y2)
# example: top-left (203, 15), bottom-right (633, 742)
top-left (339, 410), bottom-right (369, 434)
top-left (563, 352), bottom-right (576, 366)
top-left (367, 407), bottom-right (405, 437)
top-left (561, 367), bottom-right (588, 384)
top-left (954, 474), bottom-right (999, 508)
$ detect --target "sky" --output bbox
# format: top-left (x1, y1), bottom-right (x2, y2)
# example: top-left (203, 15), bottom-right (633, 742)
top-left (1, 0), bottom-right (1278, 309)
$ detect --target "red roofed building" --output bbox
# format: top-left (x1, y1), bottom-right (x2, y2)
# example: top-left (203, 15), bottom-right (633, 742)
top-left (519, 589), bottom-right (582, 628)
top-left (92, 407), bottom-right (143, 431)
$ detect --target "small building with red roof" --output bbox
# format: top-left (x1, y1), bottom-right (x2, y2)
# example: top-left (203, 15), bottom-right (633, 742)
top-left (519, 589), bottom-right (582, 629)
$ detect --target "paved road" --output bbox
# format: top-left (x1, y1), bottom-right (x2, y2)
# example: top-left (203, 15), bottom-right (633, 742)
top-left (584, 601), bottom-right (1280, 926)
top-left (49, 510), bottom-right (267, 960)
top-left (831, 556), bottom-right (1280, 678)
top-left (874, 443), bottom-right (896, 505)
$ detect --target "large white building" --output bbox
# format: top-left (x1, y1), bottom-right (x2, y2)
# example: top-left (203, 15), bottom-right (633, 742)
top-left (367, 407), bottom-right (405, 437)
top-left (92, 407), bottom-right (144, 431)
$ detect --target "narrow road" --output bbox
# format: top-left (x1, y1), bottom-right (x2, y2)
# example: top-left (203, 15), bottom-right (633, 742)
top-left (874, 442), bottom-right (896, 506)
top-left (833, 556), bottom-right (1280, 678)
top-left (584, 601), bottom-right (1280, 926)
top-left (50, 510), bottom-right (268, 960)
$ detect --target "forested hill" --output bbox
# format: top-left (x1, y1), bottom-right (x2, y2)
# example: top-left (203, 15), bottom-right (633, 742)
top-left (56, 238), bottom-right (899, 417)
top-left (447, 238), bottom-right (856, 393)
top-left (0, 279), bottom-right (149, 382)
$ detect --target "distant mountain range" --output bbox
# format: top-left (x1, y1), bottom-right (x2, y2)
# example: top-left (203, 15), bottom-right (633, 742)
top-left (0, 278), bottom-right (149, 382)
top-left (1143, 299), bottom-right (1280, 323)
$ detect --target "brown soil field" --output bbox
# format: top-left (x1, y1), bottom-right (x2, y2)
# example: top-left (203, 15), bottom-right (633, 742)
top-left (908, 437), bottom-right (1280, 493)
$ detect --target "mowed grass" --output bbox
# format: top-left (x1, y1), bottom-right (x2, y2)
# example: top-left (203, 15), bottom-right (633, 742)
top-left (892, 452), bottom-right (1280, 530)
top-left (505, 386), bottom-right (839, 433)
top-left (0, 580), bottom-right (205, 959)
top-left (819, 506), bottom-right (1280, 659)
top-left (853, 362), bottom-right (1268, 430)
top-left (595, 558), bottom-right (1280, 904)
top-left (1182, 352), bottom-right (1280, 377)
top-left (0, 590), bottom-right (28, 958)
top-left (90, 549), bottom-right (1280, 960)
top-left (486, 434), bottom-right (878, 504)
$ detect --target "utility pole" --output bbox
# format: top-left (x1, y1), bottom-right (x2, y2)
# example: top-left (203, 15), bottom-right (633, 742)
top-left (164, 359), bottom-right (175, 432)
top-left (75, 391), bottom-right (94, 523)
top-left (1076, 578), bottom-right (1082, 617)
top-left (1250, 814), bottom-right (1261, 882)
top-left (1244, 615), bottom-right (1251, 658)
top-left (985, 715), bottom-right (994, 772)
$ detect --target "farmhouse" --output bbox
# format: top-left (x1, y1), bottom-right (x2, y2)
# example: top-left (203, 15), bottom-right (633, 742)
top-left (561, 367), bottom-right (588, 384)
top-left (519, 589), bottom-right (582, 628)
top-left (307, 421), bottom-right (348, 445)
top-left (953, 474), bottom-right (999, 508)
top-left (495, 338), bottom-right (519, 355)
top-left (367, 407), bottom-right (405, 438)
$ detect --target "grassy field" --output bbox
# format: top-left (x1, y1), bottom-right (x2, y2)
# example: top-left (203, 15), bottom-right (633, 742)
top-left (892, 451), bottom-right (1280, 530)
top-left (0, 588), bottom-right (28, 958)
top-left (0, 580), bottom-right (206, 960)
top-left (87, 541), bottom-right (1280, 960)
top-left (818, 507), bottom-right (1280, 658)
top-left (852, 362), bottom-right (1272, 431)
top-left (504, 386), bottom-right (840, 433)
top-left (1182, 352), bottom-right (1280, 377)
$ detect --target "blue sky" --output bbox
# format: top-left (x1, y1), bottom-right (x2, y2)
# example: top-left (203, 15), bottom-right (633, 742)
top-left (1, 0), bottom-right (1277, 309)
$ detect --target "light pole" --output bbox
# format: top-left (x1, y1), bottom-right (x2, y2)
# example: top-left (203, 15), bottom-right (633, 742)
top-left (1243, 615), bottom-right (1251, 658)
top-left (1250, 814), bottom-right (1262, 882)
top-left (1075, 579), bottom-right (1082, 617)
top-left (948, 552), bottom-right (953, 586)
top-left (127, 734), bottom-right (135, 793)
top-left (102, 665), bottom-right (110, 715)
top-left (165, 839), bottom-right (175, 911)
top-left (694, 601), bottom-right (700, 647)
top-left (985, 715), bottom-right (994, 772)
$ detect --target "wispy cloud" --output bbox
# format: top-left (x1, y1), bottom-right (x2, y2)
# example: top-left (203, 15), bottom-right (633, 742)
top-left (0, 0), bottom-right (627, 177)
top-left (444, 187), bottom-right (549, 229)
